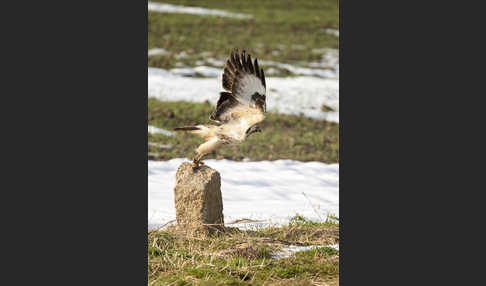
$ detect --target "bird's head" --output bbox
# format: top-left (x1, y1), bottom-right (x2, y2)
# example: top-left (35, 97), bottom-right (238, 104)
top-left (246, 125), bottom-right (262, 138)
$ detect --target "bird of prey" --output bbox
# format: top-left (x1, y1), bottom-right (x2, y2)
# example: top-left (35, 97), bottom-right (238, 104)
top-left (174, 49), bottom-right (267, 167)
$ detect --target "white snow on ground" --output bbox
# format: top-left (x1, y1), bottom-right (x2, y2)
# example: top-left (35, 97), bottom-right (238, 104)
top-left (148, 47), bottom-right (338, 79)
top-left (309, 48), bottom-right (339, 73)
top-left (148, 48), bottom-right (168, 56)
top-left (148, 67), bottom-right (339, 122)
top-left (148, 125), bottom-right (175, 136)
top-left (148, 142), bottom-right (173, 149)
top-left (325, 28), bottom-right (339, 37)
top-left (169, 66), bottom-right (221, 77)
top-left (166, 61), bottom-right (337, 79)
top-left (174, 51), bottom-right (189, 59)
top-left (273, 244), bottom-right (339, 259)
top-left (170, 63), bottom-right (337, 79)
top-left (148, 2), bottom-right (253, 19)
top-left (265, 67), bottom-right (281, 76)
top-left (206, 58), bottom-right (225, 67)
top-left (260, 60), bottom-right (337, 79)
top-left (185, 52), bottom-right (339, 79)
top-left (148, 158), bottom-right (339, 229)
top-left (147, 46), bottom-right (338, 81)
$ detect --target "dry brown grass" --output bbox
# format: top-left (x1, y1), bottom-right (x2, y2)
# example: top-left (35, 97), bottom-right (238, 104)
top-left (148, 216), bottom-right (339, 285)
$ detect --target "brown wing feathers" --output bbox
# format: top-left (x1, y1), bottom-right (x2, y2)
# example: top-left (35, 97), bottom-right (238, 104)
top-left (254, 58), bottom-right (260, 78)
top-left (212, 49), bottom-right (266, 122)
top-left (223, 49), bottom-right (266, 91)
top-left (260, 68), bottom-right (266, 88)
top-left (209, 92), bottom-right (238, 122)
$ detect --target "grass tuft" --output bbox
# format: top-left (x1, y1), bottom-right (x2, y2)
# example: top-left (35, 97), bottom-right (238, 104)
top-left (148, 215), bottom-right (339, 285)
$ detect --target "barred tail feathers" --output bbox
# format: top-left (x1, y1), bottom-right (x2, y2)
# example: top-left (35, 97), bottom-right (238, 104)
top-left (174, 125), bottom-right (214, 140)
top-left (173, 126), bottom-right (201, 131)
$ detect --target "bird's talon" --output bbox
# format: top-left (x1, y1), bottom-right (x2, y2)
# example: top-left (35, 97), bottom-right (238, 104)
top-left (192, 158), bottom-right (202, 169)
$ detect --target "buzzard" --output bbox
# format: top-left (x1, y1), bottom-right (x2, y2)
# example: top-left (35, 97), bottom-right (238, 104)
top-left (174, 49), bottom-right (267, 167)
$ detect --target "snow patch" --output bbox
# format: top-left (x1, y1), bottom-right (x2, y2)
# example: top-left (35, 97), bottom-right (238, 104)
top-left (308, 49), bottom-right (339, 74)
top-left (273, 244), bottom-right (339, 259)
top-left (148, 158), bottom-right (339, 228)
top-left (186, 56), bottom-right (339, 79)
top-left (261, 60), bottom-right (337, 79)
top-left (174, 51), bottom-right (189, 59)
top-left (155, 49), bottom-right (338, 79)
top-left (148, 2), bottom-right (253, 19)
top-left (148, 125), bottom-right (175, 136)
top-left (265, 67), bottom-right (281, 76)
top-left (148, 142), bottom-right (173, 149)
top-left (205, 58), bottom-right (225, 67)
top-left (325, 28), bottom-right (339, 37)
top-left (170, 66), bottom-right (221, 77)
top-left (148, 48), bottom-right (168, 56)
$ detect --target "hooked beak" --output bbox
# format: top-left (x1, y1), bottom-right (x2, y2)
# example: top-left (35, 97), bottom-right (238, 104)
top-left (246, 125), bottom-right (262, 136)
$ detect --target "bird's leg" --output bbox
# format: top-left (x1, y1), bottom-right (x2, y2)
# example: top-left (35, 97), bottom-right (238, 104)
top-left (192, 153), bottom-right (205, 168)
top-left (192, 156), bottom-right (200, 168)
top-left (192, 156), bottom-right (199, 167)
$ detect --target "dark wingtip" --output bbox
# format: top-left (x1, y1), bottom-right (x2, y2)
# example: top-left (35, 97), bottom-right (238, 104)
top-left (230, 48), bottom-right (264, 84)
top-left (241, 50), bottom-right (247, 71)
top-left (261, 68), bottom-right (266, 87)
top-left (234, 49), bottom-right (242, 69)
top-left (254, 58), bottom-right (260, 78)
top-left (247, 54), bottom-right (254, 73)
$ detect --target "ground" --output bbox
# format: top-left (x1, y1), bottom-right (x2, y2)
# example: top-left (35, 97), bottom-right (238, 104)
top-left (148, 0), bottom-right (339, 284)
top-left (149, 0), bottom-right (339, 72)
top-left (148, 215), bottom-right (339, 286)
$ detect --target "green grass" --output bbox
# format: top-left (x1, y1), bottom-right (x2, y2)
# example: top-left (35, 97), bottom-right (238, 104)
top-left (253, 214), bottom-right (339, 246)
top-left (148, 98), bottom-right (339, 163)
top-left (148, 0), bottom-right (339, 70)
top-left (148, 2), bottom-right (339, 284)
top-left (148, 0), bottom-right (339, 162)
top-left (148, 215), bottom-right (339, 286)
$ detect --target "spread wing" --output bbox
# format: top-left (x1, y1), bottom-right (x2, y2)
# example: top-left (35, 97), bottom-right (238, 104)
top-left (210, 49), bottom-right (266, 125)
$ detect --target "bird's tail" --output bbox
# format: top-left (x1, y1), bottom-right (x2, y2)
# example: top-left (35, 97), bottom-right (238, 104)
top-left (173, 126), bottom-right (201, 131)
